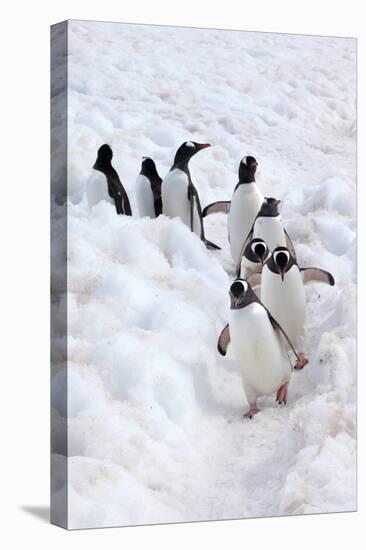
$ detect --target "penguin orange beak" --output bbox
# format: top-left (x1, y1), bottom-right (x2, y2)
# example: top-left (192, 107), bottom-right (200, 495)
top-left (257, 251), bottom-right (265, 265)
top-left (233, 296), bottom-right (244, 308)
top-left (197, 143), bottom-right (211, 150)
top-left (230, 292), bottom-right (242, 308)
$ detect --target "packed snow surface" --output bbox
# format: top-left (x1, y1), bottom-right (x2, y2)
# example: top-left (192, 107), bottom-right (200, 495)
top-left (52, 20), bottom-right (356, 528)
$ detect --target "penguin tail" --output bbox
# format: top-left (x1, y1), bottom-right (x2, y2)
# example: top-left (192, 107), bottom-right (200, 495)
top-left (204, 238), bottom-right (221, 251)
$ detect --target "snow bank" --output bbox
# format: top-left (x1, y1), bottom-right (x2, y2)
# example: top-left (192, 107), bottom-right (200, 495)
top-left (54, 20), bottom-right (356, 528)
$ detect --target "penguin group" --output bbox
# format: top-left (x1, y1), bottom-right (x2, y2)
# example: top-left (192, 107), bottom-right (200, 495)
top-left (87, 141), bottom-right (219, 249)
top-left (87, 142), bottom-right (335, 419)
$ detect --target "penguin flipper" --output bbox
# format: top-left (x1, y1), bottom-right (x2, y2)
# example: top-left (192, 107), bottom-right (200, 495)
top-left (114, 192), bottom-right (132, 215)
top-left (218, 324), bottom-right (230, 356)
top-left (300, 267), bottom-right (335, 286)
top-left (284, 229), bottom-right (297, 260)
top-left (107, 169), bottom-right (132, 216)
top-left (189, 181), bottom-right (221, 249)
top-left (113, 193), bottom-right (124, 215)
top-left (204, 239), bottom-right (221, 251)
top-left (154, 196), bottom-right (163, 217)
top-left (122, 194), bottom-right (132, 216)
top-left (202, 201), bottom-right (230, 217)
top-left (264, 309), bottom-right (300, 362)
top-left (187, 183), bottom-right (197, 233)
top-left (151, 178), bottom-right (163, 217)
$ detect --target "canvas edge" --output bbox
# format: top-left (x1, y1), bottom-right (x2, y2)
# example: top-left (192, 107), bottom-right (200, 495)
top-left (50, 19), bottom-right (69, 530)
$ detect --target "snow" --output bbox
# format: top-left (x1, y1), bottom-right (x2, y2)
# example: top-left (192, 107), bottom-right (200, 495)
top-left (52, 20), bottom-right (356, 529)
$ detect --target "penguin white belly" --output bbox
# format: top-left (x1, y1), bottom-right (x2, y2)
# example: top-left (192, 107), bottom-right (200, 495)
top-left (261, 265), bottom-right (306, 348)
top-left (253, 217), bottom-right (286, 252)
top-left (135, 174), bottom-right (155, 218)
top-left (229, 303), bottom-right (291, 399)
top-left (162, 168), bottom-right (201, 236)
top-left (86, 171), bottom-right (114, 209)
top-left (241, 257), bottom-right (261, 277)
top-left (228, 184), bottom-right (263, 264)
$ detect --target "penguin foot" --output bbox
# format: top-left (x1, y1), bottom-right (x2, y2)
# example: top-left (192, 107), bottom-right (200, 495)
top-left (294, 353), bottom-right (309, 370)
top-left (243, 404), bottom-right (260, 419)
top-left (204, 238), bottom-right (221, 251)
top-left (276, 383), bottom-right (288, 405)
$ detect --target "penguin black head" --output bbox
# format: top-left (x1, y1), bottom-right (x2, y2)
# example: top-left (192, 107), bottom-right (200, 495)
top-left (268, 246), bottom-right (296, 281)
top-left (172, 141), bottom-right (211, 170)
top-left (244, 238), bottom-right (269, 265)
top-left (258, 197), bottom-right (281, 217)
top-left (93, 144), bottom-right (113, 172)
top-left (238, 156), bottom-right (258, 183)
top-left (229, 278), bottom-right (257, 309)
top-left (140, 157), bottom-right (160, 179)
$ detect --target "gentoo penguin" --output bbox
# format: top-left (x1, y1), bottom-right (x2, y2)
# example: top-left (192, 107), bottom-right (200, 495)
top-left (235, 197), bottom-right (295, 276)
top-left (88, 144), bottom-right (132, 215)
top-left (135, 157), bottom-right (162, 218)
top-left (202, 156), bottom-right (264, 255)
top-left (228, 156), bottom-right (264, 266)
top-left (257, 246), bottom-right (335, 366)
top-left (161, 141), bottom-right (220, 250)
top-left (236, 237), bottom-right (270, 278)
top-left (218, 279), bottom-right (304, 418)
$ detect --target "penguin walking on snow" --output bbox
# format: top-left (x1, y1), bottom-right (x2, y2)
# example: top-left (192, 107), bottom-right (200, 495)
top-left (203, 156), bottom-right (263, 265)
top-left (88, 144), bottom-right (132, 215)
top-left (250, 246), bottom-right (335, 367)
top-left (228, 157), bottom-right (264, 266)
top-left (161, 141), bottom-right (220, 250)
top-left (218, 279), bottom-right (304, 418)
top-left (235, 197), bottom-right (295, 277)
top-left (135, 157), bottom-right (162, 218)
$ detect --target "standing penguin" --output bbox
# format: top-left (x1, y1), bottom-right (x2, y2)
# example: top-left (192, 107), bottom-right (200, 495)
top-left (161, 141), bottom-right (220, 250)
top-left (218, 279), bottom-right (303, 418)
top-left (135, 157), bottom-right (162, 218)
top-left (202, 156), bottom-right (264, 261)
top-left (228, 156), bottom-right (264, 266)
top-left (259, 246), bottom-right (335, 366)
top-left (235, 197), bottom-right (295, 276)
top-left (88, 144), bottom-right (132, 216)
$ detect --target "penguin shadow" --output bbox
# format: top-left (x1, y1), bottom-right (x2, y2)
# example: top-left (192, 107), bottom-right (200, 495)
top-left (20, 505), bottom-right (50, 523)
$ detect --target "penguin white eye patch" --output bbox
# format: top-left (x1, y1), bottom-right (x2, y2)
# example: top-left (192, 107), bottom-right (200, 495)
top-left (185, 141), bottom-right (195, 148)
